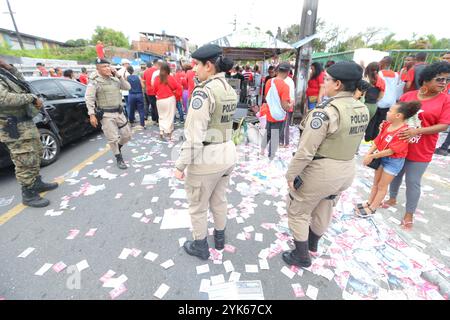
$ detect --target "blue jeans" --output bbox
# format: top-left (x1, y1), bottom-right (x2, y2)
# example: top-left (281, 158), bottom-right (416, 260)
top-left (380, 157), bottom-right (405, 176)
top-left (175, 101), bottom-right (184, 122)
top-left (128, 93), bottom-right (145, 127)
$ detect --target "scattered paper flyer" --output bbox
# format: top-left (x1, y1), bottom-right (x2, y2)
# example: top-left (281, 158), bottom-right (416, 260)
top-left (154, 284), bottom-right (170, 299)
top-left (196, 264), bottom-right (210, 275)
top-left (18, 247), bottom-right (35, 258)
top-left (199, 279), bottom-right (211, 293)
top-left (255, 233), bottom-right (263, 242)
top-left (210, 274), bottom-right (226, 285)
top-left (208, 281), bottom-right (264, 300)
top-left (52, 262), bottom-right (67, 273)
top-left (160, 209), bottom-right (192, 230)
top-left (144, 251), bottom-right (159, 262)
top-left (151, 197), bottom-right (159, 203)
top-left (292, 284), bottom-right (305, 298)
top-left (178, 237), bottom-right (187, 247)
top-left (306, 285), bottom-right (319, 300)
top-left (281, 266), bottom-right (296, 279)
top-left (245, 265), bottom-right (259, 273)
top-left (66, 229), bottom-right (80, 240)
top-left (76, 260), bottom-right (89, 272)
top-left (110, 284), bottom-right (127, 299)
top-left (160, 259), bottom-right (175, 269)
top-left (35, 263), bottom-right (53, 276)
top-left (132, 212), bottom-right (143, 219)
top-left (229, 272), bottom-right (241, 283)
top-left (259, 259), bottom-right (270, 270)
top-left (118, 248), bottom-right (132, 260)
top-left (170, 189), bottom-right (187, 199)
top-left (85, 228), bottom-right (97, 237)
top-left (223, 260), bottom-right (234, 273)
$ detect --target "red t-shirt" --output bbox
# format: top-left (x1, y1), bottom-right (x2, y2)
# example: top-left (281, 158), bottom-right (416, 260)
top-left (79, 73), bottom-right (88, 85)
top-left (405, 63), bottom-right (427, 92)
top-left (154, 75), bottom-right (182, 100)
top-left (175, 71), bottom-right (188, 90)
top-left (186, 70), bottom-right (196, 97)
top-left (400, 91), bottom-right (450, 162)
top-left (306, 71), bottom-right (325, 97)
top-left (96, 44), bottom-right (105, 59)
top-left (261, 78), bottom-right (290, 123)
top-left (374, 122), bottom-right (409, 158)
top-left (143, 66), bottom-right (157, 95)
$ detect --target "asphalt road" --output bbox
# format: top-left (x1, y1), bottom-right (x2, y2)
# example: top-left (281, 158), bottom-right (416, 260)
top-left (0, 123), bottom-right (449, 300)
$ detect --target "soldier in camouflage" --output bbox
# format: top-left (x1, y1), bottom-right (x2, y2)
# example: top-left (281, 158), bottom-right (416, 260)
top-left (0, 59), bottom-right (58, 208)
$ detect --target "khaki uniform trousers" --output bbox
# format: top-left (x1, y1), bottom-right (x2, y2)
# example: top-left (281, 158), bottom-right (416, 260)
top-left (185, 165), bottom-right (235, 240)
top-left (0, 120), bottom-right (42, 187)
top-left (287, 158), bottom-right (355, 242)
top-left (100, 112), bottom-right (132, 155)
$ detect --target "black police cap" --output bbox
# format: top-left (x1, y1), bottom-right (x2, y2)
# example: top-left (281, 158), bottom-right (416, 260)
top-left (327, 61), bottom-right (363, 81)
top-left (191, 44), bottom-right (223, 61)
top-left (95, 58), bottom-right (110, 65)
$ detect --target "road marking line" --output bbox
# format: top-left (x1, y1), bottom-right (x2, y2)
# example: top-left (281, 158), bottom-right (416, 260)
top-left (0, 145), bottom-right (110, 226)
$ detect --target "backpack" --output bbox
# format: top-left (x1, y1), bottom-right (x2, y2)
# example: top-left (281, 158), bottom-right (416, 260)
top-left (265, 79), bottom-right (286, 121)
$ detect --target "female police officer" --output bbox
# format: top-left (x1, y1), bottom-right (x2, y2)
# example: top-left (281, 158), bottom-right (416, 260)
top-left (174, 44), bottom-right (238, 260)
top-left (283, 61), bottom-right (369, 267)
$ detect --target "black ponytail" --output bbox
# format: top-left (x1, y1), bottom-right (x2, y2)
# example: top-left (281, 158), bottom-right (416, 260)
top-left (397, 101), bottom-right (422, 120)
top-left (214, 55), bottom-right (234, 73)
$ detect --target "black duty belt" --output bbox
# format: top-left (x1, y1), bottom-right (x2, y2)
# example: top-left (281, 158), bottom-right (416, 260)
top-left (0, 116), bottom-right (31, 122)
top-left (313, 156), bottom-right (326, 161)
top-left (102, 108), bottom-right (121, 113)
top-left (203, 141), bottom-right (225, 146)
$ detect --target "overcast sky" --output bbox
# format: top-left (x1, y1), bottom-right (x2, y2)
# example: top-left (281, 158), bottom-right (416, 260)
top-left (0, 0), bottom-right (449, 46)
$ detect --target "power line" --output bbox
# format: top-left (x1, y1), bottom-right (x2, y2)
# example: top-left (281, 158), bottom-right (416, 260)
top-left (5, 0), bottom-right (25, 50)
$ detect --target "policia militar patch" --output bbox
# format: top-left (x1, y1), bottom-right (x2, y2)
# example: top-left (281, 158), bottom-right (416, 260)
top-left (193, 91), bottom-right (208, 99)
top-left (191, 98), bottom-right (203, 110)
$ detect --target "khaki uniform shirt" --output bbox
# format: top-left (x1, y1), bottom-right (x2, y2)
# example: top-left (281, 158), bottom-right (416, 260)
top-left (85, 72), bottom-right (131, 116)
top-left (175, 74), bottom-right (237, 175)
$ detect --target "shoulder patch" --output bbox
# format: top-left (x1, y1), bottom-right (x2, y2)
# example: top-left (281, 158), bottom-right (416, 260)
top-left (191, 98), bottom-right (203, 110)
top-left (312, 111), bottom-right (329, 121)
top-left (310, 118), bottom-right (323, 130)
top-left (193, 90), bottom-right (208, 99)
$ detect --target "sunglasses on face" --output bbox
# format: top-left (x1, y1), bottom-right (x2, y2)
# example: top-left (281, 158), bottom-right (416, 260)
top-left (434, 77), bottom-right (450, 83)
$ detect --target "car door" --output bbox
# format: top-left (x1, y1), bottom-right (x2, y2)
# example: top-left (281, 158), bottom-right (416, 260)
top-left (30, 79), bottom-right (76, 142)
top-left (57, 79), bottom-right (93, 136)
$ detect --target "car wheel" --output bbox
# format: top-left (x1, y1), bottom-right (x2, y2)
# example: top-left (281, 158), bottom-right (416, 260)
top-left (39, 128), bottom-right (60, 167)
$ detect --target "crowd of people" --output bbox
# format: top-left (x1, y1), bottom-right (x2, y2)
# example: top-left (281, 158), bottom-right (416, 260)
top-left (6, 48), bottom-right (449, 266)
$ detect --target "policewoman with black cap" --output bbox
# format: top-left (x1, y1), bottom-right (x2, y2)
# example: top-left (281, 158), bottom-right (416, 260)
top-left (283, 61), bottom-right (369, 268)
top-left (85, 58), bottom-right (132, 170)
top-left (174, 44), bottom-right (238, 260)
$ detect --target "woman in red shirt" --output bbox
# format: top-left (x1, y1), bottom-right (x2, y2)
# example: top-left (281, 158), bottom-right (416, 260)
top-left (154, 62), bottom-right (182, 140)
top-left (356, 101), bottom-right (421, 218)
top-left (385, 62), bottom-right (450, 229)
top-left (306, 62), bottom-right (325, 109)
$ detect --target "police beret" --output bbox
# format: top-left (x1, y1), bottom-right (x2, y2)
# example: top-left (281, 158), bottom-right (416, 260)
top-left (191, 44), bottom-right (223, 61)
top-left (327, 61), bottom-right (363, 81)
top-left (95, 58), bottom-right (110, 65)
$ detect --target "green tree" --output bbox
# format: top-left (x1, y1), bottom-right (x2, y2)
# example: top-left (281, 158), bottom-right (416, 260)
top-left (65, 38), bottom-right (90, 47)
top-left (91, 26), bottom-right (129, 48)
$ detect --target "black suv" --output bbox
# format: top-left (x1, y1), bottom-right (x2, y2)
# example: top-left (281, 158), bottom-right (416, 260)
top-left (0, 77), bottom-right (98, 168)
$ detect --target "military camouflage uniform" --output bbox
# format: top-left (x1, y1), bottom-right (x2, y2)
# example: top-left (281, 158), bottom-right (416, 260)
top-left (0, 66), bottom-right (42, 187)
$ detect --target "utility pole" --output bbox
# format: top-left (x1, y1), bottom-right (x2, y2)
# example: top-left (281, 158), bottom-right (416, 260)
top-left (5, 0), bottom-right (25, 50)
top-left (293, 0), bottom-right (319, 120)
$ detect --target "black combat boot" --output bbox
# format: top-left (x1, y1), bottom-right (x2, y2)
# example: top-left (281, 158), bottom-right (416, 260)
top-left (33, 176), bottom-right (59, 193)
top-left (308, 228), bottom-right (322, 253)
top-left (22, 185), bottom-right (50, 208)
top-left (118, 144), bottom-right (123, 154)
top-left (282, 240), bottom-right (312, 268)
top-left (115, 154), bottom-right (127, 170)
top-left (183, 238), bottom-right (210, 260)
top-left (214, 229), bottom-right (225, 250)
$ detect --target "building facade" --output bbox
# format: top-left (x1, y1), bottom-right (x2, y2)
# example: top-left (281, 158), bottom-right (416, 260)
top-left (0, 28), bottom-right (66, 50)
top-left (132, 32), bottom-right (190, 61)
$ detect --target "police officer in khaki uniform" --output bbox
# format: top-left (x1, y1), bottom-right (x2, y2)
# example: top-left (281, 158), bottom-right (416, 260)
top-left (0, 59), bottom-right (58, 207)
top-left (283, 61), bottom-right (369, 268)
top-left (174, 44), bottom-right (238, 260)
top-left (85, 58), bottom-right (132, 169)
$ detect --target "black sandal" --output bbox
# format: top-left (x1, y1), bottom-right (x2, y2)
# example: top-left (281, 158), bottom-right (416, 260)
top-left (354, 206), bottom-right (376, 218)
top-left (356, 202), bottom-right (370, 210)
